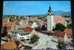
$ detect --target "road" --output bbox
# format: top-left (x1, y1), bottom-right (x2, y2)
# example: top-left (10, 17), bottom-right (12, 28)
top-left (31, 30), bottom-right (58, 49)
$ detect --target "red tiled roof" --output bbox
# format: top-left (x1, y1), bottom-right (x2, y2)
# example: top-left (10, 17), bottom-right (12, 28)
top-left (64, 28), bottom-right (72, 38)
top-left (54, 16), bottom-right (65, 24)
top-left (23, 27), bottom-right (33, 32)
top-left (55, 31), bottom-right (65, 38)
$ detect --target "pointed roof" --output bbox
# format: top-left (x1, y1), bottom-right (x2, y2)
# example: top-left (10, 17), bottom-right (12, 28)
top-left (48, 5), bottom-right (52, 13)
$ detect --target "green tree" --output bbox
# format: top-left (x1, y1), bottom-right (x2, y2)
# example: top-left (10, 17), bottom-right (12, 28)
top-left (29, 34), bottom-right (39, 44)
top-left (67, 24), bottom-right (72, 29)
top-left (53, 23), bottom-right (66, 31)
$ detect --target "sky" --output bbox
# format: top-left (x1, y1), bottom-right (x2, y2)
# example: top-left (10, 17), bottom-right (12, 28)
top-left (3, 1), bottom-right (71, 16)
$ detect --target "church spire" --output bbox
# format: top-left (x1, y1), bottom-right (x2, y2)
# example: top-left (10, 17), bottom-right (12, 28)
top-left (48, 5), bottom-right (54, 15)
top-left (48, 5), bottom-right (52, 13)
top-left (48, 5), bottom-right (52, 15)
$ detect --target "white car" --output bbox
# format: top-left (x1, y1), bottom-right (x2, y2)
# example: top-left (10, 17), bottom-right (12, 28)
top-left (12, 31), bottom-right (33, 41)
top-left (17, 32), bottom-right (32, 40)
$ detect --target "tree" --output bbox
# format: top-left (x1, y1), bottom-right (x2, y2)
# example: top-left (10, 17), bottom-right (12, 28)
top-left (29, 34), bottom-right (39, 44)
top-left (67, 24), bottom-right (72, 29)
top-left (57, 40), bottom-right (66, 50)
top-left (53, 23), bottom-right (66, 31)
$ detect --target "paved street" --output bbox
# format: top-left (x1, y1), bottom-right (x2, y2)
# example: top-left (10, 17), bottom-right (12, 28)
top-left (32, 30), bottom-right (58, 49)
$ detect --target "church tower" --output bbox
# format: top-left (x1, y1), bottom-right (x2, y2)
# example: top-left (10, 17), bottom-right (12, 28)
top-left (47, 5), bottom-right (54, 31)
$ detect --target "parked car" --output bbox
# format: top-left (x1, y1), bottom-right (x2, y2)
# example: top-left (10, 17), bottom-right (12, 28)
top-left (12, 31), bottom-right (33, 41)
top-left (17, 32), bottom-right (32, 40)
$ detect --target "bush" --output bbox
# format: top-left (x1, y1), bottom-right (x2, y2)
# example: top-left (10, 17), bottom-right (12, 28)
top-left (29, 34), bottom-right (39, 44)
top-left (67, 24), bottom-right (72, 29)
top-left (57, 40), bottom-right (66, 49)
top-left (53, 23), bottom-right (66, 31)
